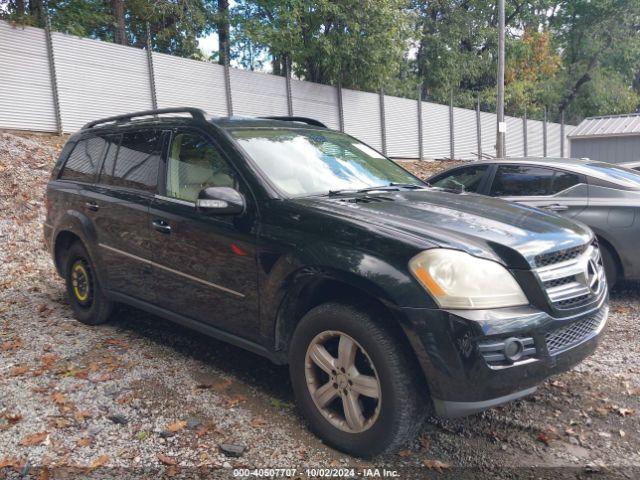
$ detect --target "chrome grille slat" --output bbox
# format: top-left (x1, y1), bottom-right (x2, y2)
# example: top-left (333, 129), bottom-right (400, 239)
top-left (534, 241), bottom-right (605, 309)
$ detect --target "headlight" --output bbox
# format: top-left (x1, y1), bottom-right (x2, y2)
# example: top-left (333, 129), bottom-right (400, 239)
top-left (409, 249), bottom-right (528, 309)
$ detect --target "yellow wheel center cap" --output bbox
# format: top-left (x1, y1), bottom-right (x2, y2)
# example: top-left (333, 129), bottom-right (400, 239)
top-left (71, 263), bottom-right (90, 302)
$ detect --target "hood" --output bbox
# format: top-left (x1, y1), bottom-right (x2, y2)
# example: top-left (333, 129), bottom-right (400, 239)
top-left (294, 189), bottom-right (592, 269)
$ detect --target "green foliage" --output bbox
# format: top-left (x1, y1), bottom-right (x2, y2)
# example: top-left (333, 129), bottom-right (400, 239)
top-left (2, 0), bottom-right (639, 121)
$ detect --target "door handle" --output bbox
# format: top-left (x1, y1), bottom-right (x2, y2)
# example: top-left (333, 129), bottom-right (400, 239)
top-left (85, 201), bottom-right (99, 212)
top-left (545, 204), bottom-right (569, 212)
top-left (152, 219), bottom-right (171, 234)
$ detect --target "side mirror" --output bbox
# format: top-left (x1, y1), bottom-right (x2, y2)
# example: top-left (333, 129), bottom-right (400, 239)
top-left (196, 187), bottom-right (245, 215)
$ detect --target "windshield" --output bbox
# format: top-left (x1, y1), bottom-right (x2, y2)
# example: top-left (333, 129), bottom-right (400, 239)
top-left (584, 162), bottom-right (640, 189)
top-left (230, 128), bottom-right (423, 196)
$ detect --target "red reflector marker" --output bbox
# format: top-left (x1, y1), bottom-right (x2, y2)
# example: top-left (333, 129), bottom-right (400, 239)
top-left (231, 243), bottom-right (247, 256)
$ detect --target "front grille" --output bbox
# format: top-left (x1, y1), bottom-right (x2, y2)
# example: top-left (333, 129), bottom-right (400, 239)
top-left (535, 245), bottom-right (585, 268)
top-left (535, 241), bottom-right (606, 309)
top-left (545, 308), bottom-right (607, 355)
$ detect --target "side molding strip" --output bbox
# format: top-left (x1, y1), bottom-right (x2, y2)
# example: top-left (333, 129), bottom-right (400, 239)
top-left (98, 243), bottom-right (245, 298)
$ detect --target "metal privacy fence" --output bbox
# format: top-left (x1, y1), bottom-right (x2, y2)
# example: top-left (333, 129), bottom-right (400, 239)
top-left (0, 20), bottom-right (575, 160)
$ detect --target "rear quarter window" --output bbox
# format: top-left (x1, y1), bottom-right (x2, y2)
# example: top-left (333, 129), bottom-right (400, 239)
top-left (59, 137), bottom-right (106, 183)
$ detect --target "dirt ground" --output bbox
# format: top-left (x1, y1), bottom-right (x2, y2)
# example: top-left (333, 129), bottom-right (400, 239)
top-left (1, 132), bottom-right (639, 479)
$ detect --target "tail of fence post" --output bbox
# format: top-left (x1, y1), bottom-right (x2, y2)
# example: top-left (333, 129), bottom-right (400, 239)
top-left (449, 90), bottom-right (454, 160)
top-left (336, 83), bottom-right (344, 133)
top-left (43, 10), bottom-right (63, 135)
top-left (560, 110), bottom-right (565, 157)
top-left (379, 86), bottom-right (387, 156)
top-left (476, 97), bottom-right (482, 160)
top-left (417, 84), bottom-right (424, 160)
top-left (523, 107), bottom-right (528, 157)
top-left (543, 107), bottom-right (548, 157)
top-left (285, 58), bottom-right (293, 116)
top-left (145, 23), bottom-right (158, 110)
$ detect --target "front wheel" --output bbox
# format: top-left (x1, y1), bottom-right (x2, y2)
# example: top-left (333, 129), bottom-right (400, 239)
top-left (289, 303), bottom-right (427, 457)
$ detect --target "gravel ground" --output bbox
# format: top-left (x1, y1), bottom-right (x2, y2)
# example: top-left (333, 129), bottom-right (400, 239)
top-left (1, 132), bottom-right (639, 478)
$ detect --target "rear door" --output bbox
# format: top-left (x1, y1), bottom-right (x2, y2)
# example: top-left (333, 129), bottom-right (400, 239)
top-left (487, 164), bottom-right (588, 218)
top-left (91, 129), bottom-right (162, 303)
top-left (148, 128), bottom-right (260, 341)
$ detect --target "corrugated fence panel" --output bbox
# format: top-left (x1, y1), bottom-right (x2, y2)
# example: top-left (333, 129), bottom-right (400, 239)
top-left (422, 102), bottom-right (450, 159)
top-left (230, 68), bottom-right (288, 117)
top-left (564, 126), bottom-right (575, 157)
top-left (452, 107), bottom-right (477, 160)
top-left (153, 52), bottom-right (227, 115)
top-left (527, 119), bottom-right (544, 157)
top-left (547, 123), bottom-right (562, 157)
top-left (53, 31), bottom-right (152, 132)
top-left (0, 22), bottom-right (57, 131)
top-left (505, 115), bottom-right (524, 157)
top-left (385, 96), bottom-right (419, 158)
top-left (290, 79), bottom-right (339, 130)
top-left (342, 89), bottom-right (382, 151)
top-left (480, 112), bottom-right (497, 158)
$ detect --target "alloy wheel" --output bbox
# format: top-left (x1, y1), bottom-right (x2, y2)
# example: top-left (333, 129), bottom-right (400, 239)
top-left (304, 330), bottom-right (381, 433)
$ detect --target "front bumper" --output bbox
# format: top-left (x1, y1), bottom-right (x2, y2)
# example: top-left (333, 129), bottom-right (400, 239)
top-left (397, 292), bottom-right (608, 417)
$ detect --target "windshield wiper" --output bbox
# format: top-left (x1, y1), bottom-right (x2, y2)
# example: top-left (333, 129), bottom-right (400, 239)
top-left (328, 183), bottom-right (427, 196)
top-left (389, 182), bottom-right (429, 189)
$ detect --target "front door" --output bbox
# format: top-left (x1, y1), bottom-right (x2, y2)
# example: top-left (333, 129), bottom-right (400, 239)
top-left (148, 128), bottom-right (260, 341)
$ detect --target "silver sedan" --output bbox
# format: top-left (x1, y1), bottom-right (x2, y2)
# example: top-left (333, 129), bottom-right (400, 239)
top-left (428, 158), bottom-right (640, 288)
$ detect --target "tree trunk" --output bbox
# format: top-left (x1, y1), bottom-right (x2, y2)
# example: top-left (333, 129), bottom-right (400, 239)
top-left (218, 0), bottom-right (230, 65)
top-left (28, 0), bottom-right (44, 26)
top-left (111, 0), bottom-right (127, 46)
top-left (16, 0), bottom-right (25, 18)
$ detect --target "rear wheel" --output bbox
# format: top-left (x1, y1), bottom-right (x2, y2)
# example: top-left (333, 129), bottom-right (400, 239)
top-left (64, 242), bottom-right (113, 325)
top-left (289, 303), bottom-right (427, 457)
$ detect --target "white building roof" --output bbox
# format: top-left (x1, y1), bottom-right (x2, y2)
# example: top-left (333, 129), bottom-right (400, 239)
top-left (569, 113), bottom-right (640, 139)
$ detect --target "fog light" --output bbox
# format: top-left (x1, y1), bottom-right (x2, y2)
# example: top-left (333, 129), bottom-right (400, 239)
top-left (503, 337), bottom-right (524, 362)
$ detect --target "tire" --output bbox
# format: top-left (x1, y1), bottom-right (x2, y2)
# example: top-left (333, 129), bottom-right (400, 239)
top-left (64, 241), bottom-right (113, 325)
top-left (600, 242), bottom-right (618, 290)
top-left (289, 302), bottom-right (427, 457)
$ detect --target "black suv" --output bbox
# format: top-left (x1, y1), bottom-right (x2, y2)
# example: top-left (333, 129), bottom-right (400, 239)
top-left (44, 108), bottom-right (609, 457)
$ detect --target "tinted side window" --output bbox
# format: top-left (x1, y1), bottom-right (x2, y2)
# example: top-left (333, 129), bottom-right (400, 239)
top-left (490, 166), bottom-right (555, 196)
top-left (97, 134), bottom-right (121, 186)
top-left (59, 137), bottom-right (106, 183)
top-left (100, 131), bottom-right (161, 193)
top-left (490, 165), bottom-right (581, 197)
top-left (551, 171), bottom-right (580, 194)
top-left (165, 131), bottom-right (237, 202)
top-left (432, 165), bottom-right (489, 193)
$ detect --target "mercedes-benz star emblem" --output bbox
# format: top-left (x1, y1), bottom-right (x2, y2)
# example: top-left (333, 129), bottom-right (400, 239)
top-left (585, 258), bottom-right (599, 293)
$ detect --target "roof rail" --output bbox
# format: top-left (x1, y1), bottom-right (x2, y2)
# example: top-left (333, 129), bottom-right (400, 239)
top-left (259, 116), bottom-right (327, 128)
top-left (82, 107), bottom-right (208, 130)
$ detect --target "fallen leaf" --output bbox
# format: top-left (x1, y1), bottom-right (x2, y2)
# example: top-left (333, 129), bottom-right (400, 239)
top-left (52, 392), bottom-right (67, 405)
top-left (19, 431), bottom-right (49, 446)
top-left (398, 449), bottom-right (413, 457)
top-left (157, 454), bottom-right (177, 466)
top-left (88, 454), bottom-right (109, 470)
top-left (3, 413), bottom-right (22, 424)
top-left (419, 433), bottom-right (432, 450)
top-left (616, 407), bottom-right (635, 417)
top-left (224, 394), bottom-right (246, 408)
top-left (9, 365), bottom-right (28, 377)
top-left (423, 459), bottom-right (451, 472)
top-left (250, 417), bottom-right (266, 428)
top-left (619, 430), bottom-right (626, 438)
top-left (77, 437), bottom-right (92, 447)
top-left (536, 432), bottom-right (553, 446)
top-left (166, 420), bottom-right (187, 433)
